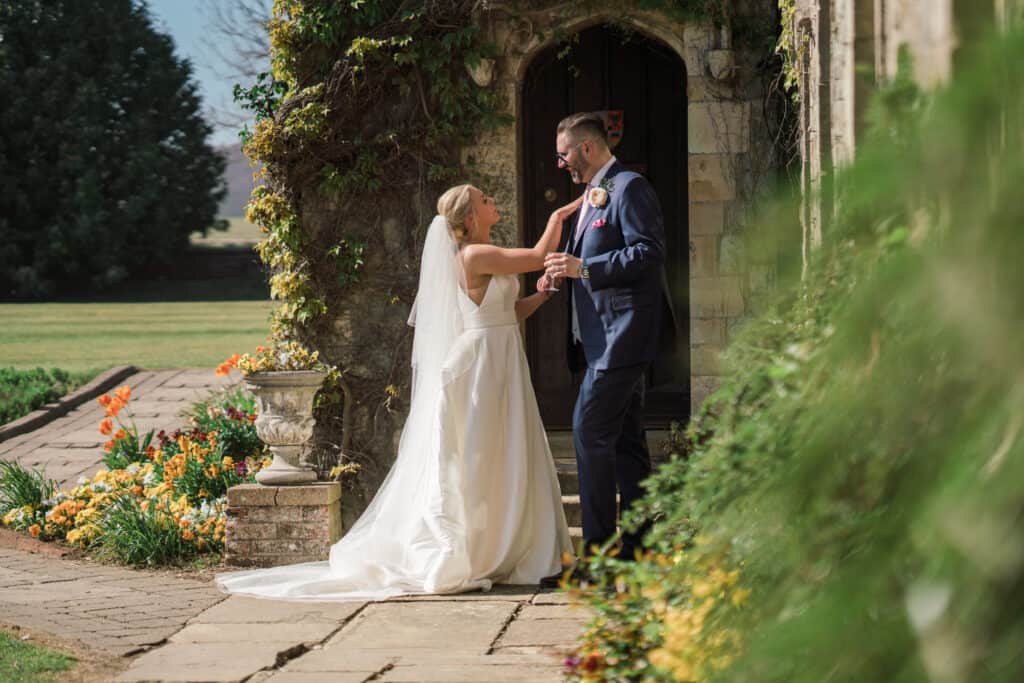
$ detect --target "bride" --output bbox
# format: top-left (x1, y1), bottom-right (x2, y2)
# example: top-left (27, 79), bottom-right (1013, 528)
top-left (217, 185), bottom-right (583, 600)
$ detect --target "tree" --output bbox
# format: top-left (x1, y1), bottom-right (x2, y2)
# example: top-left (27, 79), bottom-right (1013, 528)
top-left (0, 0), bottom-right (226, 298)
top-left (197, 0), bottom-right (272, 132)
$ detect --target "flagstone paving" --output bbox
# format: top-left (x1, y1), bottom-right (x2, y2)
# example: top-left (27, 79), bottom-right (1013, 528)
top-left (0, 544), bottom-right (588, 681)
top-left (0, 547), bottom-right (225, 657)
top-left (0, 367), bottom-right (592, 681)
top-left (120, 585), bottom-right (587, 682)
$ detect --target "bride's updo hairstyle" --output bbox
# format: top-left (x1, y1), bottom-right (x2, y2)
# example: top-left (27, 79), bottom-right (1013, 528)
top-left (437, 184), bottom-right (474, 245)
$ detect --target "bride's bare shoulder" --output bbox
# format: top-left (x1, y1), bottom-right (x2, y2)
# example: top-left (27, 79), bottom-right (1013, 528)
top-left (461, 243), bottom-right (502, 263)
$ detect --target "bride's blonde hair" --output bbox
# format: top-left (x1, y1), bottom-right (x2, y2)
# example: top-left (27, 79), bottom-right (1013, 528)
top-left (437, 184), bottom-right (475, 245)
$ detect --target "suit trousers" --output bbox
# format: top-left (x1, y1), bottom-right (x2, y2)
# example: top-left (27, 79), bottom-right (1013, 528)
top-left (573, 362), bottom-right (653, 559)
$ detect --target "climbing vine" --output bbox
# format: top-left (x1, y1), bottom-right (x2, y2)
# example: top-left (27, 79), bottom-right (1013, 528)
top-left (238, 0), bottom-right (506, 340)
top-left (775, 0), bottom-right (803, 94)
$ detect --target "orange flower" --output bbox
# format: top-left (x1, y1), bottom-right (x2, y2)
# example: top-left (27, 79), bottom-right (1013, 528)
top-left (96, 394), bottom-right (112, 407)
top-left (103, 440), bottom-right (115, 453)
top-left (114, 385), bottom-right (132, 403)
top-left (98, 418), bottom-right (113, 436)
top-left (104, 397), bottom-right (125, 417)
top-left (182, 529), bottom-right (195, 542)
top-left (113, 429), bottom-right (126, 441)
top-left (215, 353), bottom-right (242, 376)
top-left (28, 524), bottom-right (41, 538)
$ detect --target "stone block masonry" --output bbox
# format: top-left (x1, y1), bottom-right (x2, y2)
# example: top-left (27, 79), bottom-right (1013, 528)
top-left (225, 482), bottom-right (342, 567)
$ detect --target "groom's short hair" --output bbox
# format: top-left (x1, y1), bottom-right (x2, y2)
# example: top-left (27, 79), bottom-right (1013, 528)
top-left (557, 112), bottom-right (608, 147)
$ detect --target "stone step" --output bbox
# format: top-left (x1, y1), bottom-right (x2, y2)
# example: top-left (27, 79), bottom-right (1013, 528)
top-left (551, 429), bottom-right (671, 498)
top-left (562, 494), bottom-right (580, 527)
top-left (555, 463), bottom-right (578, 495)
top-left (550, 430), bottom-right (671, 547)
top-left (562, 494), bottom-right (628, 528)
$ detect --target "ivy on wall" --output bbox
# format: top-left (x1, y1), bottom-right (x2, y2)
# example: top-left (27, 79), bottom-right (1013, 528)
top-left (237, 0), bottom-right (507, 338)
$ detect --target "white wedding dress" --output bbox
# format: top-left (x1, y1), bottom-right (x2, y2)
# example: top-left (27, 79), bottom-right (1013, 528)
top-left (217, 218), bottom-right (572, 601)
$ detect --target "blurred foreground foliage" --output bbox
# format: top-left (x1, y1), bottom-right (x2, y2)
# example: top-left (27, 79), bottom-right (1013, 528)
top-left (568, 28), bottom-right (1024, 683)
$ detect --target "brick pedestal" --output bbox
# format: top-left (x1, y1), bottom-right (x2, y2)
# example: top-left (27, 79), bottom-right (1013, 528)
top-left (224, 482), bottom-right (341, 567)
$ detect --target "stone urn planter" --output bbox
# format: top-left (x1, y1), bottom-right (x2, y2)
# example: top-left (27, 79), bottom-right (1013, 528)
top-left (243, 370), bottom-right (326, 486)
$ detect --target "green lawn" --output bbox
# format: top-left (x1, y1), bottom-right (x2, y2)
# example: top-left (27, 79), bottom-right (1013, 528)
top-left (0, 631), bottom-right (75, 682)
top-left (0, 300), bottom-right (274, 372)
top-left (190, 216), bottom-right (262, 248)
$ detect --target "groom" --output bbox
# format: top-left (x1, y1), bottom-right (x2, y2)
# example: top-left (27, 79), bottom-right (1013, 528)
top-left (544, 112), bottom-right (668, 567)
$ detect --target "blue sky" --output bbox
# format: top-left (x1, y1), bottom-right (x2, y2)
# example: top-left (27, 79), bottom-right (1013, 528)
top-left (146, 0), bottom-right (269, 147)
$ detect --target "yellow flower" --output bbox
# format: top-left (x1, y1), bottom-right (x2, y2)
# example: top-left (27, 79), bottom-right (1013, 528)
top-left (731, 587), bottom-right (751, 607)
top-left (691, 579), bottom-right (713, 598)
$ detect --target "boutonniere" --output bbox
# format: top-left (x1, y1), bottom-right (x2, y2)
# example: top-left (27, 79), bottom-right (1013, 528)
top-left (591, 218), bottom-right (606, 229)
top-left (587, 186), bottom-right (608, 208)
top-left (587, 177), bottom-right (615, 208)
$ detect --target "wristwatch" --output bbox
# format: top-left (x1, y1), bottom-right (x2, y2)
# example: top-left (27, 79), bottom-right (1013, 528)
top-left (579, 261), bottom-right (590, 279)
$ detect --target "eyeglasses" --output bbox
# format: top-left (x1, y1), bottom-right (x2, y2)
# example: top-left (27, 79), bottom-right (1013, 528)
top-left (555, 142), bottom-right (584, 163)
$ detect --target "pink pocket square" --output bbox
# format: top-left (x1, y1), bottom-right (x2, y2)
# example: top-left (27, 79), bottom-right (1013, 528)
top-left (591, 218), bottom-right (606, 229)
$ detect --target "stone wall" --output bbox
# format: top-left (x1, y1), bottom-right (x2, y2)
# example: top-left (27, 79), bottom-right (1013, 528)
top-left (792, 0), bottom-right (1022, 261)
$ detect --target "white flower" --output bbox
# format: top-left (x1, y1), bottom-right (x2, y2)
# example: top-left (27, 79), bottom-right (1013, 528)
top-left (588, 186), bottom-right (609, 208)
top-left (126, 463), bottom-right (141, 475)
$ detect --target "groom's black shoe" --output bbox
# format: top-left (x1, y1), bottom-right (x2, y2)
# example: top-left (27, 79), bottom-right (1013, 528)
top-left (539, 564), bottom-right (592, 589)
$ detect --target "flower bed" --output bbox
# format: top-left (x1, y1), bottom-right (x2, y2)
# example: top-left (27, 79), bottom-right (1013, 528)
top-left (0, 385), bottom-right (269, 565)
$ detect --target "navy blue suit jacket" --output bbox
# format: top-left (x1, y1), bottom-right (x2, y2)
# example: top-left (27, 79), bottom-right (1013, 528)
top-left (566, 161), bottom-right (669, 372)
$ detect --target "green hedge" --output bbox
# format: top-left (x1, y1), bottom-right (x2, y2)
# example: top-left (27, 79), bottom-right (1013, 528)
top-left (567, 29), bottom-right (1024, 683)
top-left (0, 367), bottom-right (92, 425)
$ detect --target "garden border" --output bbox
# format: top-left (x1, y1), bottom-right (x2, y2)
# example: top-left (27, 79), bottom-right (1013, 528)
top-left (0, 365), bottom-right (138, 443)
top-left (0, 527), bottom-right (75, 557)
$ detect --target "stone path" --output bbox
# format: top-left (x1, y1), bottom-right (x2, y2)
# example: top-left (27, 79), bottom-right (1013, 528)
top-left (0, 546), bottom-right (586, 681)
top-left (0, 547), bottom-right (225, 657)
top-left (0, 369), bottom-right (592, 680)
top-left (118, 586), bottom-right (586, 682)
top-left (0, 368), bottom-right (235, 490)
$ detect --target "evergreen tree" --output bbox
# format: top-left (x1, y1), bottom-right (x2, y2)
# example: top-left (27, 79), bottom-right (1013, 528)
top-left (0, 0), bottom-right (226, 298)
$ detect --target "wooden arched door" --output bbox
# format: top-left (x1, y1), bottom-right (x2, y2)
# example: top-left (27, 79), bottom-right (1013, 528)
top-left (522, 24), bottom-right (690, 429)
